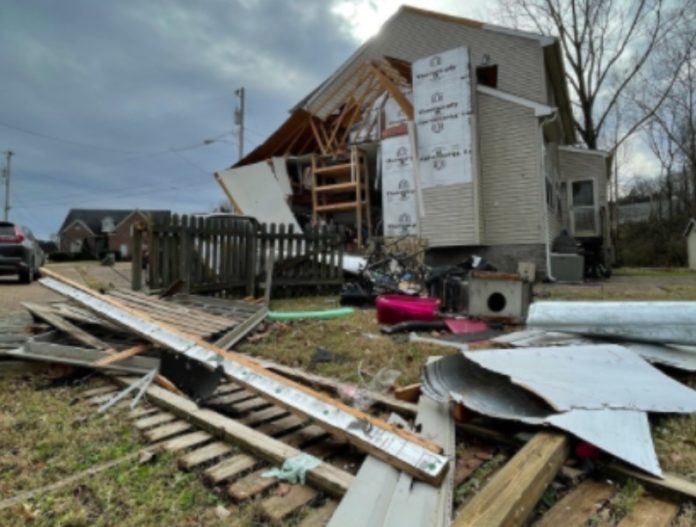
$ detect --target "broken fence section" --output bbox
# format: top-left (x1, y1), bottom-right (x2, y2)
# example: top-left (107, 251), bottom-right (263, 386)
top-left (39, 269), bottom-right (449, 486)
top-left (137, 214), bottom-right (344, 297)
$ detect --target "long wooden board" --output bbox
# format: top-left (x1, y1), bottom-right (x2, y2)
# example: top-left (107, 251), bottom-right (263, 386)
top-left (453, 432), bottom-right (570, 527)
top-left (41, 269), bottom-right (447, 486)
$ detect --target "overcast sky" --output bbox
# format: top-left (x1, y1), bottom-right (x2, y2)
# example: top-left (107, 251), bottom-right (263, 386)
top-left (0, 0), bottom-right (651, 239)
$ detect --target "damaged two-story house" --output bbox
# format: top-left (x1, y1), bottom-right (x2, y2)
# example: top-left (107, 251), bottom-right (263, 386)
top-left (215, 6), bottom-right (612, 279)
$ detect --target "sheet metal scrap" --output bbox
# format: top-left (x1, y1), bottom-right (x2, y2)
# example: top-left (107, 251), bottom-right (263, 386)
top-left (422, 344), bottom-right (696, 477)
top-left (547, 409), bottom-right (661, 477)
top-left (495, 329), bottom-right (696, 373)
top-left (463, 344), bottom-right (696, 414)
top-left (527, 301), bottom-right (696, 345)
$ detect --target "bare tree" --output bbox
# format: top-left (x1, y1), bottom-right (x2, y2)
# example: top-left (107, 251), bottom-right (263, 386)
top-left (500, 0), bottom-right (692, 151)
top-left (641, 23), bottom-right (696, 215)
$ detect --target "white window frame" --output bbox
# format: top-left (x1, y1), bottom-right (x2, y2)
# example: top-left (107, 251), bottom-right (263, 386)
top-left (568, 178), bottom-right (600, 237)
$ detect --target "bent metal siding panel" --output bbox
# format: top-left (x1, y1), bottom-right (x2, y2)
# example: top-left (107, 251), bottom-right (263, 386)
top-left (478, 93), bottom-right (543, 245)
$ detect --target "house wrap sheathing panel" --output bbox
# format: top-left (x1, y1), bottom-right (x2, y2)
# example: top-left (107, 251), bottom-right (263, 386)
top-left (413, 47), bottom-right (479, 247)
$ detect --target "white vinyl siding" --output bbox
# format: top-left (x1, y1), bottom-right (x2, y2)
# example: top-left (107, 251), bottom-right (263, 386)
top-left (559, 148), bottom-right (609, 238)
top-left (307, 11), bottom-right (547, 118)
top-left (479, 93), bottom-right (544, 245)
top-left (420, 184), bottom-right (477, 247)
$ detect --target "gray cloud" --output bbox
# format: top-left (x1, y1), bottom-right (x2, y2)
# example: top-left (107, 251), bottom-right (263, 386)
top-left (0, 0), bottom-right (357, 237)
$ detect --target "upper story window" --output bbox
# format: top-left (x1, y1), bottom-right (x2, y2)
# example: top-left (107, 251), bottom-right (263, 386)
top-left (572, 180), bottom-right (594, 206)
top-left (476, 55), bottom-right (498, 88)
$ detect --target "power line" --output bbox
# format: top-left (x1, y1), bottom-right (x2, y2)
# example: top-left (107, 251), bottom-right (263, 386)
top-left (0, 120), bottom-right (145, 154)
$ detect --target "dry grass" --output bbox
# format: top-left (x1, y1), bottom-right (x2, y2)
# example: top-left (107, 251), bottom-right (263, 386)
top-left (0, 371), bottom-right (254, 527)
top-left (238, 296), bottom-right (450, 386)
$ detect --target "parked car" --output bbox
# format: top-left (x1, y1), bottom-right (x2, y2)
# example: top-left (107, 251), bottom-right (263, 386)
top-left (0, 222), bottom-right (45, 283)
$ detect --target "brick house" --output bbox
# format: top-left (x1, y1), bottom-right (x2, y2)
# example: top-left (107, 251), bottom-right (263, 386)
top-left (57, 209), bottom-right (170, 260)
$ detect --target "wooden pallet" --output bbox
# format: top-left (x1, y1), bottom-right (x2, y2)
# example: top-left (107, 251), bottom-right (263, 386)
top-left (83, 381), bottom-right (349, 525)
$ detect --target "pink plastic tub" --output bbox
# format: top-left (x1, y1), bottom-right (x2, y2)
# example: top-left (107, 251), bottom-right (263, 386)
top-left (376, 295), bottom-right (441, 325)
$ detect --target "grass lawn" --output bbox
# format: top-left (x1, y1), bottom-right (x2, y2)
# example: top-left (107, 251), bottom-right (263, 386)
top-left (0, 371), bottom-right (255, 527)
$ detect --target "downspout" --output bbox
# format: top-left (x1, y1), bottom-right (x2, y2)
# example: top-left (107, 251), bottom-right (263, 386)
top-left (539, 110), bottom-right (559, 282)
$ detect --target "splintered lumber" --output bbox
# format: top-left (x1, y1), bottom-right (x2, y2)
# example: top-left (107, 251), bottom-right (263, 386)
top-left (260, 485), bottom-right (318, 524)
top-left (534, 480), bottom-right (615, 527)
top-left (93, 343), bottom-right (151, 366)
top-left (41, 269), bottom-right (446, 486)
top-left (616, 496), bottom-right (679, 527)
top-left (112, 377), bottom-right (354, 497)
top-left (453, 432), bottom-right (570, 527)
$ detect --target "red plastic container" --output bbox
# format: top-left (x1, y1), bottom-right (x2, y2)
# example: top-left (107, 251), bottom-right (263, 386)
top-left (376, 295), bottom-right (441, 325)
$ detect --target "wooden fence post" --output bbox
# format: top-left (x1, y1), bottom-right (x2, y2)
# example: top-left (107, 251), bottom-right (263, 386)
top-left (245, 221), bottom-right (257, 297)
top-left (179, 215), bottom-right (191, 293)
top-left (131, 224), bottom-right (143, 291)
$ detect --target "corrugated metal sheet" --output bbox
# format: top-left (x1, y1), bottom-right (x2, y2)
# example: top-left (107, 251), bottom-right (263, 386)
top-left (422, 353), bottom-right (551, 423)
top-left (478, 93), bottom-right (544, 245)
top-left (463, 344), bottom-right (696, 413)
top-left (527, 301), bottom-right (696, 345)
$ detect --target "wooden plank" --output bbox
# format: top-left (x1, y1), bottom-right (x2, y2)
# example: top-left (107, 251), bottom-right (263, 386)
top-left (161, 431), bottom-right (212, 453)
top-left (602, 462), bottom-right (696, 503)
top-left (228, 468), bottom-right (278, 501)
top-left (279, 425), bottom-right (328, 449)
top-left (129, 406), bottom-right (159, 419)
top-left (113, 378), bottom-right (353, 497)
top-left (616, 496), bottom-right (679, 527)
top-left (369, 62), bottom-right (413, 119)
top-left (23, 302), bottom-right (110, 351)
top-left (534, 480), bottom-right (615, 527)
top-left (239, 406), bottom-right (289, 427)
top-left (134, 412), bottom-right (176, 430)
top-left (179, 442), bottom-right (234, 470)
top-left (298, 501), bottom-right (338, 527)
top-left (453, 432), bottom-right (570, 527)
top-left (256, 415), bottom-right (306, 437)
top-left (93, 343), bottom-right (150, 366)
top-left (144, 420), bottom-right (192, 442)
top-left (229, 396), bottom-right (272, 415)
top-left (82, 385), bottom-right (118, 398)
top-left (205, 390), bottom-right (256, 407)
top-left (261, 485), bottom-right (318, 524)
top-left (203, 453), bottom-right (257, 484)
top-left (260, 360), bottom-right (417, 417)
top-left (393, 383), bottom-right (421, 403)
top-left (41, 269), bottom-right (443, 485)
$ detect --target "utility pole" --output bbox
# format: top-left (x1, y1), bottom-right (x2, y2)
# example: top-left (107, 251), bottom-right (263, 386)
top-left (235, 87), bottom-right (245, 161)
top-left (2, 150), bottom-right (12, 221)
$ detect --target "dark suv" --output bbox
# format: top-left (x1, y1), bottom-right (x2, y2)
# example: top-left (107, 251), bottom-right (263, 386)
top-left (0, 222), bottom-right (45, 283)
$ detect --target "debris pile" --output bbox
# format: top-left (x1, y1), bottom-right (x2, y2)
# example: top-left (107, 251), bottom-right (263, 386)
top-left (3, 267), bottom-right (696, 526)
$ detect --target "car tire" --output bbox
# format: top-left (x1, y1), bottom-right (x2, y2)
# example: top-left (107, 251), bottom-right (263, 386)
top-left (19, 262), bottom-right (34, 284)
